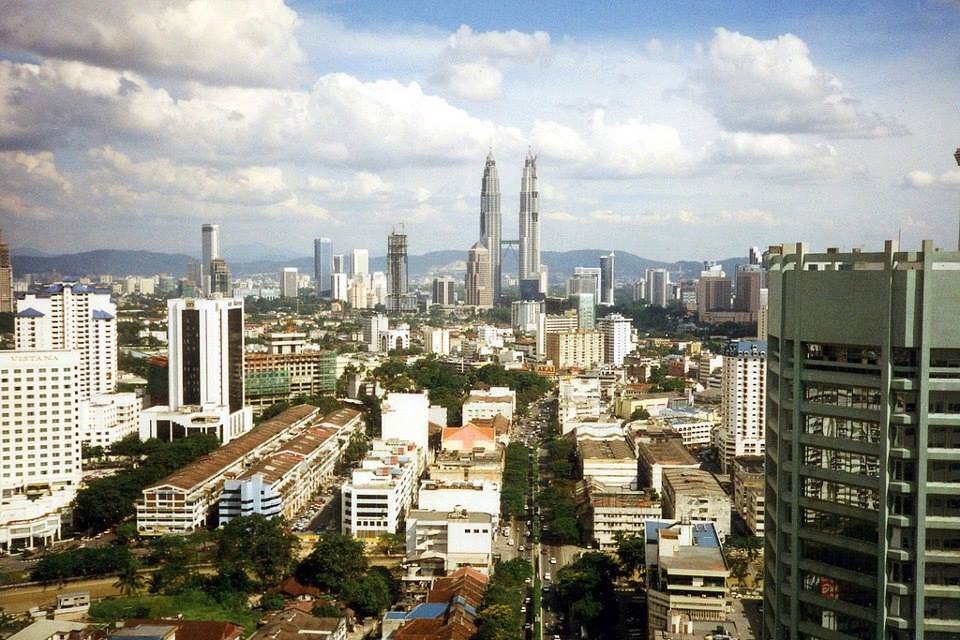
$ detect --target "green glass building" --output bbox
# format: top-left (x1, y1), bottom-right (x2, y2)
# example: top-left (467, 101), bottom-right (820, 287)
top-left (765, 240), bottom-right (960, 640)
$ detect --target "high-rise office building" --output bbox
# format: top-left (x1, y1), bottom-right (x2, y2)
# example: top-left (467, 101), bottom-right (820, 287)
top-left (362, 314), bottom-right (389, 352)
top-left (573, 292), bottom-right (595, 329)
top-left (600, 253), bottom-right (615, 306)
top-left (0, 229), bottom-right (12, 313)
top-left (331, 272), bottom-right (349, 302)
top-left (349, 275), bottom-right (368, 309)
top-left (568, 267), bottom-right (600, 298)
top-left (511, 300), bottom-right (544, 333)
top-left (645, 268), bottom-right (670, 307)
top-left (332, 254), bottom-right (345, 274)
top-left (735, 265), bottom-right (762, 313)
top-left (351, 249), bottom-right (369, 278)
top-left (167, 297), bottom-right (244, 413)
top-left (280, 267), bottom-right (298, 298)
top-left (432, 276), bottom-right (456, 306)
top-left (314, 237), bottom-right (332, 298)
top-left (185, 260), bottom-right (203, 290)
top-left (201, 223), bottom-right (220, 296)
top-left (632, 280), bottom-right (645, 303)
top-left (480, 150), bottom-right (502, 302)
top-left (141, 297), bottom-right (251, 444)
top-left (15, 282), bottom-right (117, 400)
top-left (697, 265), bottom-right (732, 317)
top-left (764, 240), bottom-right (960, 640)
top-left (465, 241), bottom-right (494, 309)
top-left (209, 258), bottom-right (231, 297)
top-left (0, 350), bottom-right (81, 552)
top-left (718, 340), bottom-right (766, 472)
top-left (386, 230), bottom-right (414, 312)
top-left (598, 313), bottom-right (632, 366)
top-left (749, 246), bottom-right (762, 266)
top-left (519, 149), bottom-right (544, 293)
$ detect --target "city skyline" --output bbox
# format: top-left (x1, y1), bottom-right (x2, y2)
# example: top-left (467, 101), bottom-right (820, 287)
top-left (0, 1), bottom-right (958, 260)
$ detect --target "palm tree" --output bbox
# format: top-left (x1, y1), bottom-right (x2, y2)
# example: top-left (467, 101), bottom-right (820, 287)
top-left (114, 558), bottom-right (145, 596)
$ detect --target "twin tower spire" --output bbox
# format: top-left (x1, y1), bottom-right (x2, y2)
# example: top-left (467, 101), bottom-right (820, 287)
top-left (475, 149), bottom-right (545, 304)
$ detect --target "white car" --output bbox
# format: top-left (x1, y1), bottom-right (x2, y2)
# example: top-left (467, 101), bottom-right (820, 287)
top-left (550, 556), bottom-right (557, 564)
top-left (544, 572), bottom-right (551, 581)
top-left (507, 539), bottom-right (514, 546)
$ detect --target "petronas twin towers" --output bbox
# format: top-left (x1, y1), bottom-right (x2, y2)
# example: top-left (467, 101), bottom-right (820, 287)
top-left (469, 149), bottom-right (546, 306)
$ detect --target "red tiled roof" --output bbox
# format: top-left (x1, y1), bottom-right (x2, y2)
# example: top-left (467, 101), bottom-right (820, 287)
top-left (121, 620), bottom-right (242, 640)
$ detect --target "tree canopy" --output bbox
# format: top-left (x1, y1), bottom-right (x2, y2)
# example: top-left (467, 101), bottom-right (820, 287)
top-left (295, 533), bottom-right (368, 591)
top-left (215, 515), bottom-right (298, 587)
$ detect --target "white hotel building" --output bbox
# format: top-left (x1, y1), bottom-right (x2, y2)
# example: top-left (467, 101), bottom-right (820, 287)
top-left (0, 350), bottom-right (81, 552)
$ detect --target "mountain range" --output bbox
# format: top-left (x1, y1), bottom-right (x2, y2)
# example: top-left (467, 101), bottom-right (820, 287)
top-left (11, 248), bottom-right (747, 282)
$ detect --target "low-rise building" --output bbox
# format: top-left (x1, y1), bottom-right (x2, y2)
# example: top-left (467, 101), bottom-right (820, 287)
top-left (382, 567), bottom-right (487, 640)
top-left (244, 350), bottom-right (336, 415)
top-left (429, 449), bottom-right (503, 484)
top-left (405, 508), bottom-right (494, 573)
top-left (578, 436), bottom-right (638, 488)
top-left (661, 468), bottom-right (730, 541)
top-left (645, 521), bottom-right (729, 639)
top-left (341, 439), bottom-right (420, 539)
top-left (78, 393), bottom-right (141, 448)
top-left (558, 376), bottom-right (602, 432)
top-left (249, 610), bottom-right (345, 640)
top-left (616, 392), bottom-right (684, 420)
top-left (651, 407), bottom-right (718, 448)
top-left (461, 387), bottom-right (516, 425)
top-left (137, 405), bottom-right (348, 536)
top-left (441, 423), bottom-right (497, 453)
top-left (417, 480), bottom-right (501, 527)
top-left (732, 455), bottom-right (764, 537)
top-left (111, 620), bottom-right (243, 640)
top-left (578, 479), bottom-right (661, 552)
top-left (637, 440), bottom-right (700, 494)
top-left (218, 425), bottom-right (338, 524)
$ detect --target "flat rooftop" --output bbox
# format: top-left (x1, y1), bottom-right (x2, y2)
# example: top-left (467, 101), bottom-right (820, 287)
top-left (663, 468), bottom-right (725, 497)
top-left (579, 438), bottom-right (635, 461)
top-left (148, 404), bottom-right (318, 491)
top-left (637, 440), bottom-right (698, 466)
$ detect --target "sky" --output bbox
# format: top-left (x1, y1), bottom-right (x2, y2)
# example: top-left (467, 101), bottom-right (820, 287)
top-left (0, 0), bottom-right (959, 261)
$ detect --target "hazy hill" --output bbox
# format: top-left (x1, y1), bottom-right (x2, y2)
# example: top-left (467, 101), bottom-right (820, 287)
top-left (11, 247), bottom-right (747, 282)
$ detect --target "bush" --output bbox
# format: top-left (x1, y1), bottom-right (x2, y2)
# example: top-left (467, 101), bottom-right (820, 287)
top-left (260, 592), bottom-right (285, 611)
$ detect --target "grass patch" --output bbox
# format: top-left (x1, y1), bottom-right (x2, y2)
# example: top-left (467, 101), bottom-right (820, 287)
top-left (88, 590), bottom-right (260, 632)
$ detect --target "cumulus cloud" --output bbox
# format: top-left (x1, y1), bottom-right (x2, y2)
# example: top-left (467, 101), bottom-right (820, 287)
top-left (430, 62), bottom-right (504, 101)
top-left (0, 59), bottom-right (523, 165)
top-left (903, 168), bottom-right (960, 190)
top-left (0, 150), bottom-right (73, 218)
top-left (0, 0), bottom-right (307, 87)
top-left (307, 172), bottom-right (395, 200)
top-left (444, 25), bottom-right (551, 61)
top-left (689, 28), bottom-right (907, 137)
top-left (531, 110), bottom-right (698, 177)
top-left (432, 25), bottom-right (551, 101)
top-left (87, 146), bottom-right (290, 205)
top-left (707, 131), bottom-right (859, 181)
